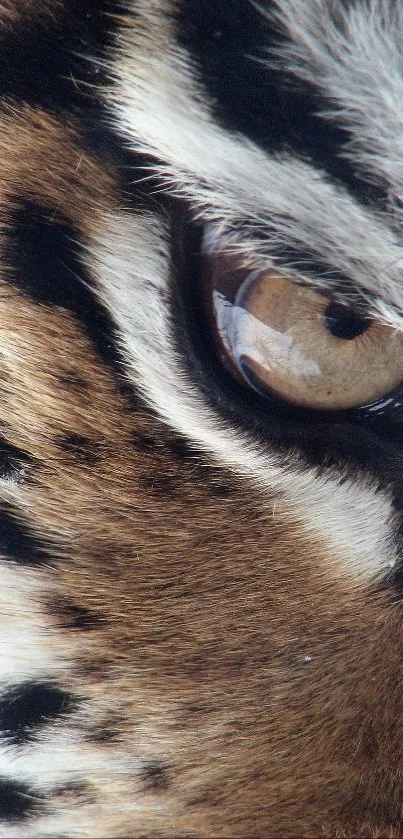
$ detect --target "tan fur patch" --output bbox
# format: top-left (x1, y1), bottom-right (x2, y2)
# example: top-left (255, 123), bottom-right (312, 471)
top-left (0, 105), bottom-right (115, 230)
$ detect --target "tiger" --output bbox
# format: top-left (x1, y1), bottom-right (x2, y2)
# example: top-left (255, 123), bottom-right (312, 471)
top-left (0, 0), bottom-right (401, 836)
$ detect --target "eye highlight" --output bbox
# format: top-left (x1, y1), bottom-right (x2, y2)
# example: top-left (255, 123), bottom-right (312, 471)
top-left (203, 250), bottom-right (403, 412)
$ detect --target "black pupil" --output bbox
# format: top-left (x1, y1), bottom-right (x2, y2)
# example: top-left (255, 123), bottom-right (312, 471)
top-left (323, 302), bottom-right (369, 340)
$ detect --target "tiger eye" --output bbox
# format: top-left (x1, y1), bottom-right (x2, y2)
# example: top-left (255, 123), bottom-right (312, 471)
top-left (206, 260), bottom-right (403, 411)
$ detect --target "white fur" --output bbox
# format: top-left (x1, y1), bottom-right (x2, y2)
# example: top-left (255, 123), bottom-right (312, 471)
top-left (105, 0), bottom-right (403, 326)
top-left (268, 0), bottom-right (403, 197)
top-left (0, 730), bottom-right (140, 790)
top-left (86, 210), bottom-right (398, 583)
top-left (0, 564), bottom-right (68, 685)
top-left (1, 4), bottom-right (402, 832)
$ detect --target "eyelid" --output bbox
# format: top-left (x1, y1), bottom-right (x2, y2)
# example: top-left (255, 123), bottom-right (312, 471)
top-left (201, 223), bottom-right (387, 325)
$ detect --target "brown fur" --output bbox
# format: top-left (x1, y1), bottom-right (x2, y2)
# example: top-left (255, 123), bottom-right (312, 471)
top-left (0, 107), bottom-right (116, 230)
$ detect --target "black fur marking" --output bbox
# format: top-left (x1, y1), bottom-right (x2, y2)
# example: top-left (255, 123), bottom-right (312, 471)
top-left (0, 1), bottom-right (161, 183)
top-left (165, 436), bottom-right (196, 463)
top-left (49, 600), bottom-right (105, 630)
top-left (0, 438), bottom-right (33, 481)
top-left (0, 778), bottom-right (42, 821)
top-left (76, 655), bottom-right (114, 679)
top-left (0, 683), bottom-right (79, 745)
top-left (4, 198), bottom-right (154, 408)
top-left (0, 1), bottom-right (121, 115)
top-left (58, 370), bottom-right (90, 393)
top-left (0, 504), bottom-right (50, 566)
top-left (116, 381), bottom-right (147, 413)
top-left (140, 475), bottom-right (180, 497)
top-left (89, 727), bottom-right (118, 743)
top-left (178, 0), bottom-right (384, 207)
top-left (5, 199), bottom-right (122, 368)
top-left (142, 763), bottom-right (170, 792)
top-left (53, 781), bottom-right (94, 804)
top-left (59, 433), bottom-right (103, 466)
top-left (132, 433), bottom-right (158, 453)
top-left (389, 566), bottom-right (403, 596)
top-left (210, 482), bottom-right (234, 498)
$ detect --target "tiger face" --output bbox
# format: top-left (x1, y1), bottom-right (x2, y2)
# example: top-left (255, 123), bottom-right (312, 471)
top-left (0, 1), bottom-right (401, 836)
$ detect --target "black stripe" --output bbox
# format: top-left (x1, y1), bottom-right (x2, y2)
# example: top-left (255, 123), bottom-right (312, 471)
top-left (177, 0), bottom-right (385, 208)
top-left (0, 0), bottom-right (144, 183)
top-left (139, 475), bottom-right (180, 497)
top-left (58, 433), bottom-right (103, 467)
top-left (0, 682), bottom-right (79, 745)
top-left (0, 0), bottom-right (121, 114)
top-left (0, 778), bottom-right (41, 821)
top-left (0, 504), bottom-right (50, 566)
top-left (0, 0), bottom-right (147, 181)
top-left (132, 433), bottom-right (158, 453)
top-left (4, 199), bottom-right (121, 369)
top-left (48, 599), bottom-right (105, 630)
top-left (3, 197), bottom-right (154, 408)
top-left (57, 370), bottom-right (90, 393)
top-left (0, 438), bottom-right (33, 482)
top-left (141, 762), bottom-right (170, 792)
top-left (88, 725), bottom-right (118, 743)
top-left (164, 435), bottom-right (195, 463)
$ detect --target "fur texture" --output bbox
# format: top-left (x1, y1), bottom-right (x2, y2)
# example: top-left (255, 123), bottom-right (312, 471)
top-left (0, 1), bottom-right (400, 836)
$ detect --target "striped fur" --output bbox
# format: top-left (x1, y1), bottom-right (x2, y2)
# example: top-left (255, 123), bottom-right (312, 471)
top-left (0, 1), bottom-right (400, 836)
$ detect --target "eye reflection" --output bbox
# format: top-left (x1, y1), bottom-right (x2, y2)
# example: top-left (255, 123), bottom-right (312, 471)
top-left (213, 290), bottom-right (322, 382)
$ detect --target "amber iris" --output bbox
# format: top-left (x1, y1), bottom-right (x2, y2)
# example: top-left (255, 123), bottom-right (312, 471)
top-left (204, 252), bottom-right (403, 411)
